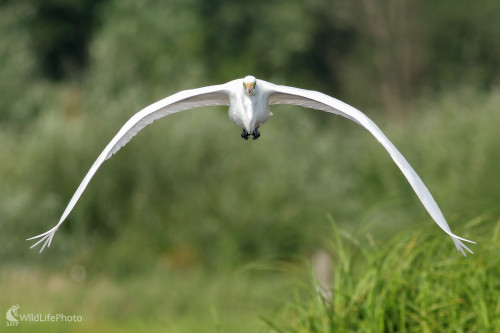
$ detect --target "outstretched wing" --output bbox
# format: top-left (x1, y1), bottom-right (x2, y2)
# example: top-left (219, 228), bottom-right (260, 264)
top-left (264, 82), bottom-right (475, 255)
top-left (28, 84), bottom-right (230, 252)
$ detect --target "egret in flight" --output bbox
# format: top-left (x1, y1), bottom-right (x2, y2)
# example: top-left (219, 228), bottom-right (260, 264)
top-left (28, 76), bottom-right (475, 255)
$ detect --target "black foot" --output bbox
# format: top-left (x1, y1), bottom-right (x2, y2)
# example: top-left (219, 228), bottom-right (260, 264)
top-left (241, 129), bottom-right (250, 140)
top-left (251, 127), bottom-right (260, 140)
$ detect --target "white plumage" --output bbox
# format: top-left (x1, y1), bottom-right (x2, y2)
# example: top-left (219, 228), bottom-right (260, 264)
top-left (28, 76), bottom-right (475, 255)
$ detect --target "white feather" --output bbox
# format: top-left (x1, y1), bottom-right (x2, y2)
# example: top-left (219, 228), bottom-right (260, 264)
top-left (28, 84), bottom-right (230, 253)
top-left (264, 82), bottom-right (474, 255)
top-left (28, 77), bottom-right (474, 255)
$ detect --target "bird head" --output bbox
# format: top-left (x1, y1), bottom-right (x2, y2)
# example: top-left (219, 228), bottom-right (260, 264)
top-left (243, 75), bottom-right (257, 95)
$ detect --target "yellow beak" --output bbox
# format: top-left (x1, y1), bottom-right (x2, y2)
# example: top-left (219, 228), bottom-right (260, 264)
top-left (244, 82), bottom-right (255, 94)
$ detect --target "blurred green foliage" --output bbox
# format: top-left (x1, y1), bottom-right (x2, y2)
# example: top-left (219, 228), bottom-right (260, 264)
top-left (2, 0), bottom-right (500, 330)
top-left (269, 217), bottom-right (500, 332)
top-left (2, 0), bottom-right (500, 268)
top-left (2, 218), bottom-right (496, 332)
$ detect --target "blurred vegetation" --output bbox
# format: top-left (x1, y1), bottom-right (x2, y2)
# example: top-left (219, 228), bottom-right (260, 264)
top-left (2, 218), bottom-right (497, 332)
top-left (269, 217), bottom-right (500, 332)
top-left (1, 0), bottom-right (499, 331)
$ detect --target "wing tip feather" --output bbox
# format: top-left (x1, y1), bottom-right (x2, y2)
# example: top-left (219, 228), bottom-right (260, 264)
top-left (27, 226), bottom-right (58, 253)
top-left (452, 236), bottom-right (474, 257)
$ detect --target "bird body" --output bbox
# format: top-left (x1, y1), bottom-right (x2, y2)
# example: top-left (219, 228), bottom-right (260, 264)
top-left (228, 75), bottom-right (272, 138)
top-left (28, 76), bottom-right (475, 255)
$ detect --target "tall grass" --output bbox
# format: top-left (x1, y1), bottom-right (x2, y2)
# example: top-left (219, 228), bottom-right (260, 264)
top-left (2, 215), bottom-right (495, 332)
top-left (267, 216), bottom-right (499, 332)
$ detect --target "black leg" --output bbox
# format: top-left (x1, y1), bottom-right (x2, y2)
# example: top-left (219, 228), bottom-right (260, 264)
top-left (241, 128), bottom-right (250, 140)
top-left (252, 127), bottom-right (260, 140)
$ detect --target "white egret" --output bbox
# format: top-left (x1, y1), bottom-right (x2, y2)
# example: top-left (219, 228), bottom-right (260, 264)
top-left (28, 76), bottom-right (475, 255)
